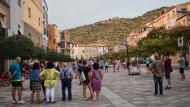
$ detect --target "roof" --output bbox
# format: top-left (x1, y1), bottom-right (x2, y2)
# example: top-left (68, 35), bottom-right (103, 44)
top-left (176, 14), bottom-right (187, 21)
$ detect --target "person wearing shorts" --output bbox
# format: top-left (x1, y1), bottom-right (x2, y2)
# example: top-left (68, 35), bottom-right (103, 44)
top-left (164, 54), bottom-right (172, 89)
top-left (9, 57), bottom-right (25, 104)
top-left (178, 54), bottom-right (186, 80)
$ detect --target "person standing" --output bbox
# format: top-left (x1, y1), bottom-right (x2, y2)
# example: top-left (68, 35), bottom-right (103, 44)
top-left (9, 57), bottom-right (26, 104)
top-left (178, 54), bottom-right (186, 80)
top-left (29, 63), bottom-right (42, 104)
top-left (112, 60), bottom-right (116, 72)
top-left (76, 60), bottom-right (83, 85)
top-left (40, 61), bottom-right (46, 100)
top-left (40, 62), bottom-right (60, 104)
top-left (91, 62), bottom-right (103, 101)
top-left (60, 63), bottom-right (74, 101)
top-left (164, 54), bottom-right (172, 89)
top-left (145, 57), bottom-right (150, 73)
top-left (104, 61), bottom-right (109, 72)
top-left (150, 55), bottom-right (164, 96)
top-left (116, 59), bottom-right (120, 72)
top-left (81, 60), bottom-right (94, 101)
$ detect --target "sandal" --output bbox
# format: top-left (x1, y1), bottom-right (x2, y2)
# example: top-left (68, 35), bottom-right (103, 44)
top-left (30, 100), bottom-right (34, 104)
top-left (85, 97), bottom-right (92, 101)
top-left (36, 100), bottom-right (42, 104)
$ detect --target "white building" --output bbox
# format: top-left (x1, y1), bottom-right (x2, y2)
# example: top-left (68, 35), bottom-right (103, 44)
top-left (42, 0), bottom-right (48, 50)
top-left (8, 0), bottom-right (24, 36)
top-left (98, 46), bottom-right (109, 56)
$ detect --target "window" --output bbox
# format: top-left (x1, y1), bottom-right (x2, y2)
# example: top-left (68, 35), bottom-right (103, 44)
top-left (172, 10), bottom-right (175, 18)
top-left (28, 8), bottom-right (31, 18)
top-left (18, 0), bottom-right (21, 7)
top-left (183, 19), bottom-right (186, 25)
top-left (167, 14), bottom-right (170, 20)
top-left (39, 17), bottom-right (41, 26)
top-left (28, 33), bottom-right (31, 39)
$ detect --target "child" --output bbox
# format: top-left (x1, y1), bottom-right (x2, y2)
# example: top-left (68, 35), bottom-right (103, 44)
top-left (29, 63), bottom-right (42, 104)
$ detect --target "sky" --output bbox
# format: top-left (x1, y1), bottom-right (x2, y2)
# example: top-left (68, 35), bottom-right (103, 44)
top-left (46, 0), bottom-right (189, 30)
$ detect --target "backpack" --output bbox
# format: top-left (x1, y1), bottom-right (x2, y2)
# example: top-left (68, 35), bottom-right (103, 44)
top-left (152, 62), bottom-right (160, 77)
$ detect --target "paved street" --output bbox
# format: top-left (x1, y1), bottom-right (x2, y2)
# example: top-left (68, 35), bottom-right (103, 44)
top-left (1, 66), bottom-right (190, 107)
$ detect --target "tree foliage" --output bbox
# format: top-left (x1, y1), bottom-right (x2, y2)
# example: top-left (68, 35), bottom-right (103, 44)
top-left (0, 34), bottom-right (34, 59)
top-left (137, 26), bottom-right (190, 56)
top-left (0, 35), bottom-right (74, 62)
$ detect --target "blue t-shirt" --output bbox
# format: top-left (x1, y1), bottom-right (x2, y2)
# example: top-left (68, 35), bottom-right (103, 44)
top-left (29, 69), bottom-right (40, 81)
top-left (145, 58), bottom-right (150, 64)
top-left (77, 63), bottom-right (83, 72)
top-left (9, 62), bottom-right (22, 81)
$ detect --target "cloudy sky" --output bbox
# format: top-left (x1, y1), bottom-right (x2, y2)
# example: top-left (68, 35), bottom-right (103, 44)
top-left (46, 0), bottom-right (188, 30)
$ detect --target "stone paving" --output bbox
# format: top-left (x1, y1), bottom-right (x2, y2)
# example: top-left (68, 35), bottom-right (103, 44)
top-left (0, 66), bottom-right (190, 107)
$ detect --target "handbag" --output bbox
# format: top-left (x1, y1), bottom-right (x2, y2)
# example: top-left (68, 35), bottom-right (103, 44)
top-left (80, 71), bottom-right (86, 81)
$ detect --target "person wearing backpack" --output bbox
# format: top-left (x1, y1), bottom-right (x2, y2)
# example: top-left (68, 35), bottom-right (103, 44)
top-left (91, 62), bottom-right (103, 101)
top-left (150, 54), bottom-right (164, 96)
top-left (60, 63), bottom-right (73, 101)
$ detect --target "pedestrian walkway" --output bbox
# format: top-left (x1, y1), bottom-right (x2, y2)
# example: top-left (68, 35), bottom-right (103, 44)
top-left (0, 67), bottom-right (190, 107)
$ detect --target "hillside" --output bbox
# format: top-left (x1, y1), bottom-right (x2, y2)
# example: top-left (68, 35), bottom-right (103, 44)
top-left (67, 7), bottom-right (167, 45)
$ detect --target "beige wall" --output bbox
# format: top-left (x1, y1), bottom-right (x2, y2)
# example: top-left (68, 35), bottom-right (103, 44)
top-left (177, 16), bottom-right (188, 26)
top-left (48, 24), bottom-right (60, 52)
top-left (23, 0), bottom-right (43, 47)
top-left (154, 15), bottom-right (166, 28)
top-left (23, 0), bottom-right (43, 33)
top-left (187, 4), bottom-right (190, 25)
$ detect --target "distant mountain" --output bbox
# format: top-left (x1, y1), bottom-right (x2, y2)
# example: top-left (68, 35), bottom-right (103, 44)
top-left (67, 7), bottom-right (167, 45)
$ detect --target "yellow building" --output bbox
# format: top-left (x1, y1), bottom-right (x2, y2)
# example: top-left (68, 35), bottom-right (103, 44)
top-left (48, 24), bottom-right (60, 52)
top-left (153, 11), bottom-right (166, 28)
top-left (74, 45), bottom-right (98, 60)
top-left (77, 46), bottom-right (85, 60)
top-left (177, 15), bottom-right (188, 26)
top-left (23, 0), bottom-right (43, 47)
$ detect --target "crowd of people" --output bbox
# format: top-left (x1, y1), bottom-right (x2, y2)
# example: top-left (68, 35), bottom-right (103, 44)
top-left (149, 53), bottom-right (189, 96)
top-left (8, 57), bottom-right (104, 104)
top-left (4, 53), bottom-right (190, 104)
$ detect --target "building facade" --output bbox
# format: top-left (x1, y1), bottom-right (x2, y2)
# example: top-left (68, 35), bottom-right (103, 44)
top-left (42, 0), bottom-right (48, 50)
top-left (60, 31), bottom-right (72, 55)
top-left (8, 0), bottom-right (23, 36)
top-left (165, 3), bottom-right (188, 29)
top-left (48, 24), bottom-right (60, 52)
top-left (177, 15), bottom-right (188, 26)
top-left (186, 3), bottom-right (190, 25)
top-left (23, 0), bottom-right (43, 47)
top-left (75, 45), bottom-right (98, 60)
top-left (153, 11), bottom-right (166, 28)
top-left (0, 0), bottom-right (10, 72)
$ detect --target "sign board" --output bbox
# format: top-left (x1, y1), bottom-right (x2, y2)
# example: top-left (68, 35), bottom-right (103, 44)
top-left (178, 37), bottom-right (184, 47)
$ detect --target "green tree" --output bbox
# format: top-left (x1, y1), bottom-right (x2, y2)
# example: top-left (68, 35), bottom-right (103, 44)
top-left (0, 35), bottom-right (34, 59)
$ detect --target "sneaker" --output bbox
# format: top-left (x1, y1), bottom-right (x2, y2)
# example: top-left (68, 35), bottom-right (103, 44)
top-left (17, 100), bottom-right (26, 104)
top-left (12, 100), bottom-right (17, 104)
top-left (51, 101), bottom-right (56, 104)
top-left (165, 86), bottom-right (171, 89)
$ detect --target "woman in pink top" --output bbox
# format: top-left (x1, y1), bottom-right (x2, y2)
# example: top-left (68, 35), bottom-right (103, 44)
top-left (91, 62), bottom-right (103, 101)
